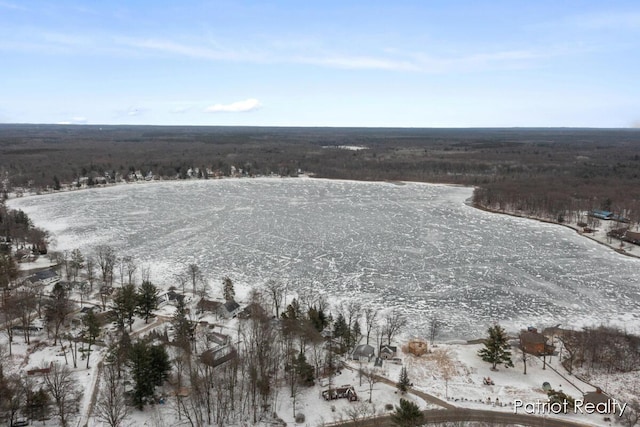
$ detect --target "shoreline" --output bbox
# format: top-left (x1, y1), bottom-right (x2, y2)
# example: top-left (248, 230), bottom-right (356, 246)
top-left (470, 201), bottom-right (640, 260)
top-left (8, 176), bottom-right (638, 262)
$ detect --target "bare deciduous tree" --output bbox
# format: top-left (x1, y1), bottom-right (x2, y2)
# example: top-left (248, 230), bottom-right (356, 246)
top-left (15, 288), bottom-right (37, 344)
top-left (96, 245), bottom-right (116, 286)
top-left (433, 348), bottom-right (458, 399)
top-left (94, 364), bottom-right (129, 427)
top-left (125, 256), bottom-right (137, 285)
top-left (265, 279), bottom-right (285, 317)
top-left (45, 283), bottom-right (74, 346)
top-left (428, 313), bottom-right (442, 345)
top-left (187, 263), bottom-right (202, 295)
top-left (43, 362), bottom-right (80, 427)
top-left (363, 307), bottom-right (379, 346)
top-left (85, 256), bottom-right (96, 291)
top-left (382, 309), bottom-right (407, 346)
top-left (360, 367), bottom-right (380, 403)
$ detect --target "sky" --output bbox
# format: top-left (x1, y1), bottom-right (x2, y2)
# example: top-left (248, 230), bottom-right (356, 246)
top-left (1, 0), bottom-right (639, 128)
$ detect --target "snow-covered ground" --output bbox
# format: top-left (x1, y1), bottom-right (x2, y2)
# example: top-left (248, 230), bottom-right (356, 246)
top-left (8, 177), bottom-right (640, 340)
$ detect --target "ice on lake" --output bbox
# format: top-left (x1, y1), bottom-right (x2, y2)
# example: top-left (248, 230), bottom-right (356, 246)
top-left (9, 178), bottom-right (640, 339)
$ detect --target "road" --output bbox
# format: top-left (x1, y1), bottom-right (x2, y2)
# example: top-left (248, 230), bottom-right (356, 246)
top-left (332, 407), bottom-right (593, 427)
top-left (336, 364), bottom-right (591, 427)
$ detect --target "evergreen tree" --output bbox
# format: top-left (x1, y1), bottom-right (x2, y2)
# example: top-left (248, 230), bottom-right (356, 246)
top-left (307, 306), bottom-right (328, 332)
top-left (351, 320), bottom-right (361, 347)
top-left (0, 254), bottom-right (19, 290)
top-left (113, 284), bottom-right (137, 331)
top-left (127, 340), bottom-right (170, 409)
top-left (82, 310), bottom-right (101, 369)
top-left (547, 389), bottom-right (575, 411)
top-left (172, 298), bottom-right (193, 353)
top-left (477, 324), bottom-right (514, 370)
top-left (136, 280), bottom-right (158, 323)
top-left (69, 248), bottom-right (84, 282)
top-left (148, 344), bottom-right (171, 386)
top-left (391, 398), bottom-right (423, 427)
top-left (333, 313), bottom-right (348, 339)
top-left (295, 352), bottom-right (315, 386)
top-left (397, 366), bottom-right (410, 394)
top-left (222, 276), bottom-right (235, 301)
top-left (281, 298), bottom-right (302, 320)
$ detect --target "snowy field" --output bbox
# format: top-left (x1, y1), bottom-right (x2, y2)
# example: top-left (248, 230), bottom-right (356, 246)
top-left (8, 178), bottom-right (640, 339)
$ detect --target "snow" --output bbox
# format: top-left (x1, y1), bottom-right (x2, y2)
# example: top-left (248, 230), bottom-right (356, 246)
top-left (8, 178), bottom-right (640, 340)
top-left (5, 178), bottom-right (639, 426)
top-left (17, 255), bottom-right (57, 272)
top-left (273, 361), bottom-right (432, 426)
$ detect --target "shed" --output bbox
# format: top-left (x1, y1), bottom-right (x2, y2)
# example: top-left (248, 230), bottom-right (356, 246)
top-left (407, 339), bottom-right (428, 356)
top-left (351, 344), bottom-right (375, 362)
top-left (520, 327), bottom-right (554, 356)
top-left (379, 345), bottom-right (398, 360)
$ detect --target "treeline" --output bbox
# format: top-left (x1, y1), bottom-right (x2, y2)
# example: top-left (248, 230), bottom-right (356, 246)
top-left (559, 325), bottom-right (640, 375)
top-left (0, 202), bottom-right (49, 291)
top-left (3, 124), bottom-right (640, 226)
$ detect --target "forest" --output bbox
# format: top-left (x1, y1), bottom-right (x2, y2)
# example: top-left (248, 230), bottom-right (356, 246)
top-left (2, 124), bottom-right (640, 225)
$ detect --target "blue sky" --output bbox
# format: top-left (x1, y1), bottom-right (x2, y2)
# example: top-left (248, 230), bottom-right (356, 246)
top-left (1, 1), bottom-right (639, 127)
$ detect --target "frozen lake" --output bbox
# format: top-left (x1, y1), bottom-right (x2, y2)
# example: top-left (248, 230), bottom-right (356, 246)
top-left (9, 178), bottom-right (640, 339)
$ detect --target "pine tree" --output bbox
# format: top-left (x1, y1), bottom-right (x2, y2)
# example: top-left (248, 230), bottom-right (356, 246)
top-left (223, 276), bottom-right (235, 301)
top-left (333, 313), bottom-right (348, 353)
top-left (391, 398), bottom-right (423, 427)
top-left (113, 284), bottom-right (137, 331)
top-left (127, 340), bottom-right (170, 409)
top-left (397, 366), bottom-right (410, 394)
top-left (477, 324), bottom-right (514, 370)
top-left (172, 298), bottom-right (193, 353)
top-left (82, 310), bottom-right (101, 369)
top-left (547, 389), bottom-right (575, 411)
top-left (136, 280), bottom-right (158, 323)
top-left (295, 352), bottom-right (315, 386)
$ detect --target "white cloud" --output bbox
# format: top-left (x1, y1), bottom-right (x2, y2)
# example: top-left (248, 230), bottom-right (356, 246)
top-left (116, 37), bottom-right (256, 62)
top-left (57, 117), bottom-right (87, 125)
top-left (298, 55), bottom-right (419, 71)
top-left (204, 99), bottom-right (261, 113)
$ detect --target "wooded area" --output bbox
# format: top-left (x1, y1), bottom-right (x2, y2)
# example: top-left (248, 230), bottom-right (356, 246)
top-left (2, 124), bottom-right (640, 224)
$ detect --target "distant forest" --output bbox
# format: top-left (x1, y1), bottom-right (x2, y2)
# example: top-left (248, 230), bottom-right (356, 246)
top-left (2, 124), bottom-right (640, 224)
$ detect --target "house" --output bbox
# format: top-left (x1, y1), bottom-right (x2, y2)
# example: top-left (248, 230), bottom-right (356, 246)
top-left (27, 362), bottom-right (53, 376)
top-left (407, 339), bottom-right (428, 356)
top-left (206, 331), bottom-right (230, 347)
top-left (583, 388), bottom-right (617, 414)
top-left (623, 230), bottom-right (640, 245)
top-left (196, 298), bottom-right (223, 315)
top-left (520, 327), bottom-right (555, 355)
top-left (237, 302), bottom-right (268, 319)
top-left (219, 300), bottom-right (241, 319)
top-left (322, 385), bottom-right (358, 402)
top-left (200, 345), bottom-right (238, 368)
top-left (351, 344), bottom-right (375, 362)
top-left (590, 210), bottom-right (613, 220)
top-left (157, 290), bottom-right (185, 307)
top-left (26, 269), bottom-right (59, 287)
top-left (379, 345), bottom-right (397, 360)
